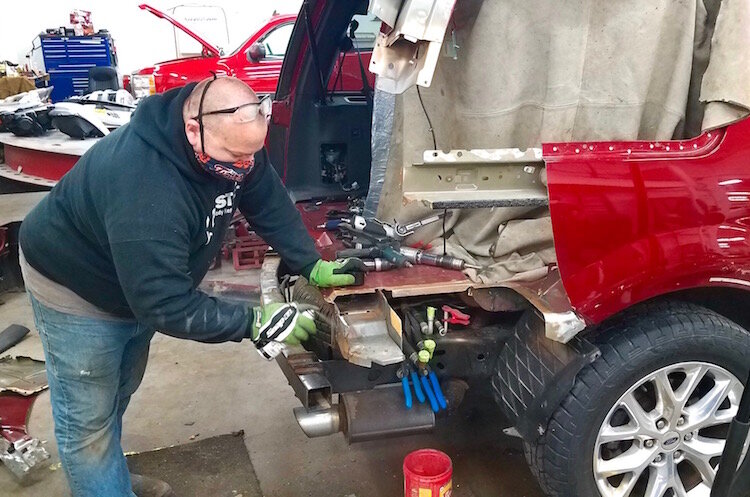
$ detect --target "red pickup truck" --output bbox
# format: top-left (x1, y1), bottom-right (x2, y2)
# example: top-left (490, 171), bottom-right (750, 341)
top-left (128, 4), bottom-right (375, 97)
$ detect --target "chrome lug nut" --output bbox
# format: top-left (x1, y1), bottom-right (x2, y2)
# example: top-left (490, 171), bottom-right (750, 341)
top-left (684, 432), bottom-right (693, 441)
top-left (674, 450), bottom-right (683, 458)
top-left (677, 416), bottom-right (685, 426)
top-left (653, 454), bottom-right (663, 463)
top-left (645, 439), bottom-right (655, 448)
top-left (656, 419), bottom-right (667, 430)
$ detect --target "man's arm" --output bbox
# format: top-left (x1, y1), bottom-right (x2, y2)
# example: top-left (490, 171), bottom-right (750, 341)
top-left (105, 195), bottom-right (252, 342)
top-left (109, 236), bottom-right (252, 342)
top-left (237, 149), bottom-right (321, 276)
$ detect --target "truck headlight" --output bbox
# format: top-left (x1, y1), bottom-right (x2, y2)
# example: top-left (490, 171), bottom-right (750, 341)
top-left (131, 74), bottom-right (156, 98)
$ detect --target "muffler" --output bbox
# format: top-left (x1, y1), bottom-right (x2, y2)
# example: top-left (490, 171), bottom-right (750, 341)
top-left (293, 384), bottom-right (435, 443)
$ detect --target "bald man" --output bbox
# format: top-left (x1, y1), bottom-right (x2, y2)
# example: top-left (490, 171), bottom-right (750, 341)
top-left (18, 77), bottom-right (363, 497)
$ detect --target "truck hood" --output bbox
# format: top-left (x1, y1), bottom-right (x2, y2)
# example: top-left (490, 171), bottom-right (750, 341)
top-left (139, 3), bottom-right (220, 58)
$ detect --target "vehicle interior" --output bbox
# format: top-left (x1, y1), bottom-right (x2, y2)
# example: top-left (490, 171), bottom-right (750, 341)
top-left (268, 1), bottom-right (377, 201)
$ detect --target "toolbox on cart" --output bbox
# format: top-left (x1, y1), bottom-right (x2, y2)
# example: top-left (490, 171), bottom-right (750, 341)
top-left (37, 33), bottom-right (118, 102)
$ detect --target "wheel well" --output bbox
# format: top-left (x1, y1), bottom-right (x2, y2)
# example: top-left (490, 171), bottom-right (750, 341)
top-left (629, 287), bottom-right (750, 331)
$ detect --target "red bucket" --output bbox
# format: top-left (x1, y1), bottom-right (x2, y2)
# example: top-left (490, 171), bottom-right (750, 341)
top-left (403, 449), bottom-right (453, 497)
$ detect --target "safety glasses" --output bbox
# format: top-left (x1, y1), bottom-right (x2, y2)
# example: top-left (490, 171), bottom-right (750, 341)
top-left (192, 74), bottom-right (272, 154)
top-left (200, 96), bottom-right (272, 123)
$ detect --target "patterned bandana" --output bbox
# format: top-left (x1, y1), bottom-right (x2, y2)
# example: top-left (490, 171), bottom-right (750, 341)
top-left (194, 152), bottom-right (255, 182)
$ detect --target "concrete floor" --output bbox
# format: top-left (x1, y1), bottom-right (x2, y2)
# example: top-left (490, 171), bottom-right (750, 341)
top-left (0, 286), bottom-right (544, 497)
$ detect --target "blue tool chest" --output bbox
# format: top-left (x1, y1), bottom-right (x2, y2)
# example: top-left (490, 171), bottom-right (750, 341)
top-left (39, 34), bottom-right (117, 102)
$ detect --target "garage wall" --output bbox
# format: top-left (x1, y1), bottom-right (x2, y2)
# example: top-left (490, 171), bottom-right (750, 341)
top-left (0, 1), bottom-right (303, 76)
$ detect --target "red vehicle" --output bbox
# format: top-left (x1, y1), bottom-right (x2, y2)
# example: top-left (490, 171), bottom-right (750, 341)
top-left (128, 4), bottom-right (375, 97)
top-left (260, 3), bottom-right (750, 497)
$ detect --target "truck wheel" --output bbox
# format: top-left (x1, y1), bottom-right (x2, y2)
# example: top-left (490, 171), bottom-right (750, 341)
top-left (527, 301), bottom-right (750, 497)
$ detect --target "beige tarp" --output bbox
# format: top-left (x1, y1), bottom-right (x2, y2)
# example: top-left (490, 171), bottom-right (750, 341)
top-left (370, 0), bottom-right (750, 284)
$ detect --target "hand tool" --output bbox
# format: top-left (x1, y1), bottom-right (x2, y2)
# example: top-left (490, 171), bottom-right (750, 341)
top-left (336, 225), bottom-right (412, 267)
top-left (420, 375), bottom-right (440, 413)
top-left (399, 247), bottom-right (482, 271)
top-left (336, 246), bottom-right (382, 259)
top-left (441, 305), bottom-right (470, 335)
top-left (429, 371), bottom-right (448, 410)
top-left (343, 212), bottom-right (448, 241)
top-left (316, 219), bottom-right (344, 230)
top-left (362, 258), bottom-right (397, 272)
top-left (393, 212), bottom-right (449, 238)
top-left (346, 215), bottom-right (398, 239)
top-left (399, 367), bottom-right (413, 409)
top-left (411, 370), bottom-right (426, 404)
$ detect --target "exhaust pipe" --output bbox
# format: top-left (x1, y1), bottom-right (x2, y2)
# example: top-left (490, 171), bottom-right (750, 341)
top-left (293, 407), bottom-right (340, 438)
top-left (292, 385), bottom-right (435, 442)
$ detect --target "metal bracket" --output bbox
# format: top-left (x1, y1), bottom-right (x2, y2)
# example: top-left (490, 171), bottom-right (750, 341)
top-left (403, 148), bottom-right (549, 209)
top-left (0, 436), bottom-right (50, 479)
top-left (335, 291), bottom-right (405, 367)
top-left (368, 0), bottom-right (457, 94)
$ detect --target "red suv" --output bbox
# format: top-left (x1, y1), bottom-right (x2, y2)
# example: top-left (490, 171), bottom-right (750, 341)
top-left (260, 3), bottom-right (750, 497)
top-left (129, 4), bottom-right (375, 97)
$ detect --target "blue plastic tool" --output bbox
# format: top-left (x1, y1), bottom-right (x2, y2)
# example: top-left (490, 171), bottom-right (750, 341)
top-left (411, 371), bottom-right (426, 403)
top-left (429, 371), bottom-right (448, 410)
top-left (420, 375), bottom-right (440, 413)
top-left (401, 376), bottom-right (413, 409)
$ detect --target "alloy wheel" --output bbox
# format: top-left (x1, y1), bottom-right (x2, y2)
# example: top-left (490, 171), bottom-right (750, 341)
top-left (593, 362), bottom-right (744, 497)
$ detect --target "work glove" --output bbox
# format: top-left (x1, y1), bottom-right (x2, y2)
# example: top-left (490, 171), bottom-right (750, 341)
top-left (308, 258), bottom-right (366, 287)
top-left (250, 303), bottom-right (317, 359)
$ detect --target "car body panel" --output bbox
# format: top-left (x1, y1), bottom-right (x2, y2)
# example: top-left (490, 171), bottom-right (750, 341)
top-left (544, 118), bottom-right (750, 324)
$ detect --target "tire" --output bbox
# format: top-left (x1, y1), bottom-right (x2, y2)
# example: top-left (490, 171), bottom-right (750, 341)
top-left (526, 300), bottom-right (750, 497)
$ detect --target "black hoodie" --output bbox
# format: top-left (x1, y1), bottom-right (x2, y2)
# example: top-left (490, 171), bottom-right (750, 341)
top-left (19, 84), bottom-right (320, 342)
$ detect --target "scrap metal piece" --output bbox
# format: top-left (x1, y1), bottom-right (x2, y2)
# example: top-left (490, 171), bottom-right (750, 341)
top-left (335, 291), bottom-right (405, 367)
top-left (0, 392), bottom-right (50, 479)
top-left (403, 149), bottom-right (549, 208)
top-left (368, 0), bottom-right (457, 93)
top-left (0, 356), bottom-right (48, 396)
top-left (0, 434), bottom-right (50, 480)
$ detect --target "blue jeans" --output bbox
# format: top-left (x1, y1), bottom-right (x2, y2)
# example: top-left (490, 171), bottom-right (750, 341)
top-left (30, 294), bottom-right (155, 497)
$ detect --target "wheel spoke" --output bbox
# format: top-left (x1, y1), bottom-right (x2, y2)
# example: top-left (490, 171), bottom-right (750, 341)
top-left (685, 379), bottom-right (732, 428)
top-left (621, 391), bottom-right (656, 433)
top-left (701, 406), bottom-right (737, 428)
top-left (599, 423), bottom-right (642, 444)
top-left (674, 365), bottom-right (707, 410)
top-left (596, 445), bottom-right (655, 478)
top-left (683, 436), bottom-right (723, 485)
top-left (654, 370), bottom-right (678, 420)
top-left (644, 464), bottom-right (669, 497)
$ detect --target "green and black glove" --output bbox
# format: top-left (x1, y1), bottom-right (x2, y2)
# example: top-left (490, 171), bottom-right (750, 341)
top-left (250, 303), bottom-right (317, 359)
top-left (308, 258), bottom-right (367, 287)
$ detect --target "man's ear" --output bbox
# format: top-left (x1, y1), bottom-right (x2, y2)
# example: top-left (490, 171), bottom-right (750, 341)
top-left (184, 118), bottom-right (201, 150)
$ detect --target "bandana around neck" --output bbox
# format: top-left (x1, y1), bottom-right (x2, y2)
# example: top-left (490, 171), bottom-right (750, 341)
top-left (194, 152), bottom-right (255, 182)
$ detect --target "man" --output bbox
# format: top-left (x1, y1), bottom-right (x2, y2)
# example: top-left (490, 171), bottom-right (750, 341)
top-left (18, 76), bottom-right (363, 497)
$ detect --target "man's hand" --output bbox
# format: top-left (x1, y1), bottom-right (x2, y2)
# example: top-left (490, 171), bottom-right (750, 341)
top-left (251, 303), bottom-right (317, 359)
top-left (308, 258), bottom-right (366, 287)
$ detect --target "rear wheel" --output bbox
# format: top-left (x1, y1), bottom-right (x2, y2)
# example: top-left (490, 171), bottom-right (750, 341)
top-left (526, 301), bottom-right (750, 497)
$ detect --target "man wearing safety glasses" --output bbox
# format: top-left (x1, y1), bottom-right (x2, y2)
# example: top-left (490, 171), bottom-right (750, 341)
top-left (18, 76), bottom-right (363, 497)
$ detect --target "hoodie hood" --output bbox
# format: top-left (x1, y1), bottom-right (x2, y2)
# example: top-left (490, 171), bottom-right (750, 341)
top-left (129, 83), bottom-right (210, 184)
